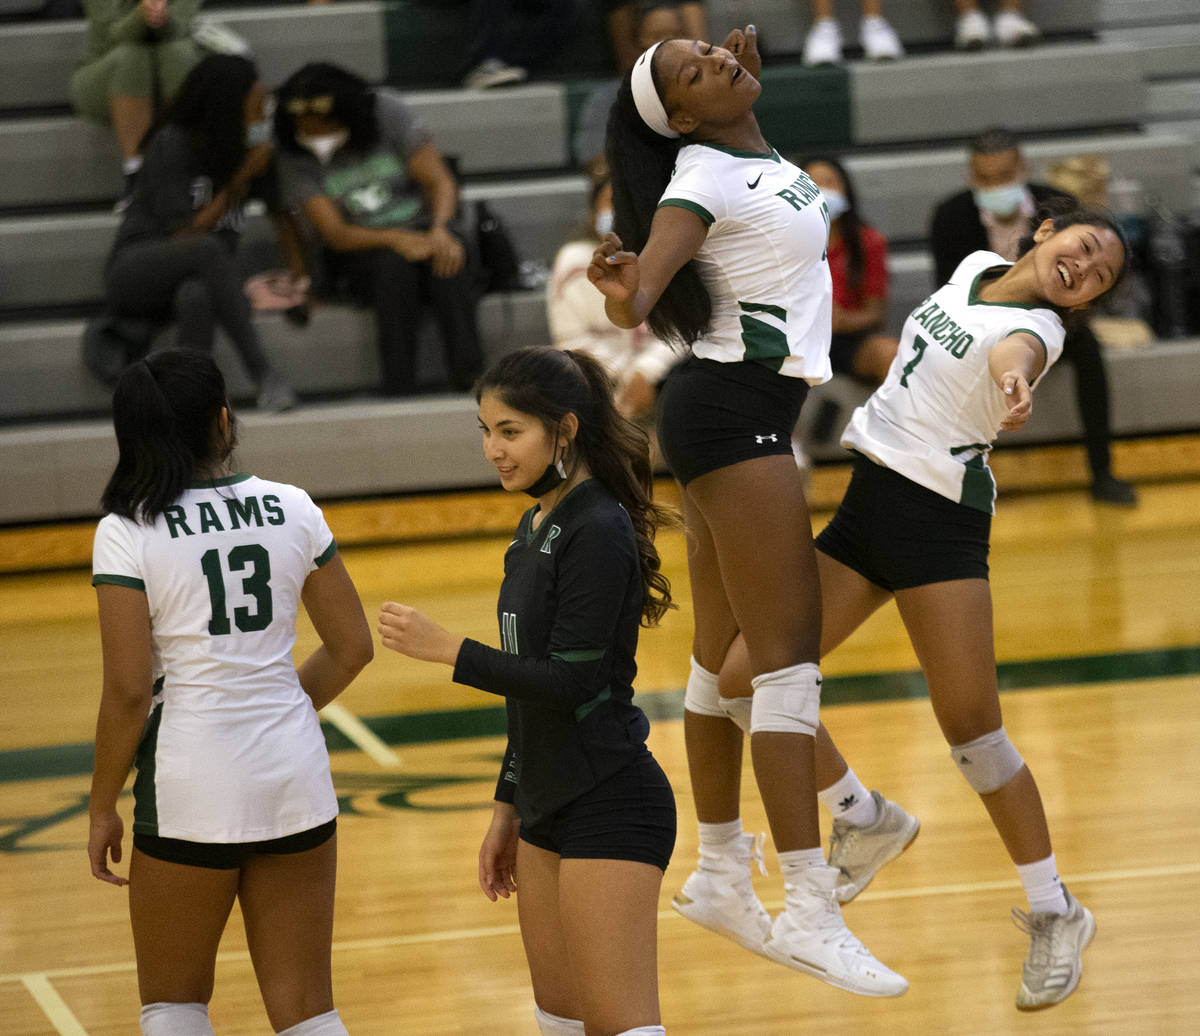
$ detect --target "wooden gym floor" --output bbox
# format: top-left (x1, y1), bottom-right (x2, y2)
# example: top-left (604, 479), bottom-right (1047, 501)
top-left (1, 441), bottom-right (1198, 1034)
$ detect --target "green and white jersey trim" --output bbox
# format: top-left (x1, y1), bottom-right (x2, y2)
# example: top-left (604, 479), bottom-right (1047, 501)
top-left (842, 251), bottom-right (1065, 514)
top-left (657, 142), bottom-right (833, 383)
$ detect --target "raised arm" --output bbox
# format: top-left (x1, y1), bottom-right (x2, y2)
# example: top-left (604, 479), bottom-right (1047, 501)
top-left (988, 331), bottom-right (1047, 431)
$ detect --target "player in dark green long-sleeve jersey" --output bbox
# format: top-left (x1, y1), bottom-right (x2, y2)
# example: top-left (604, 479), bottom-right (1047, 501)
top-left (380, 347), bottom-right (677, 1036)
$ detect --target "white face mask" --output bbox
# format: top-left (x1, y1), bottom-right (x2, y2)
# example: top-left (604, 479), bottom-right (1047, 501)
top-left (297, 130), bottom-right (348, 165)
top-left (822, 189), bottom-right (849, 222)
top-left (594, 208), bottom-right (614, 238)
top-left (973, 182), bottom-right (1026, 218)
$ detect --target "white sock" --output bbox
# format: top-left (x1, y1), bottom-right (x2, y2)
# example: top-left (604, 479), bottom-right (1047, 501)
top-left (1017, 854), bottom-right (1068, 915)
top-left (534, 1005), bottom-right (586, 1034)
top-left (275, 1010), bottom-right (348, 1035)
top-left (122, 156), bottom-right (143, 176)
top-left (697, 818), bottom-right (743, 848)
top-left (817, 769), bottom-right (878, 827)
top-left (777, 847), bottom-right (826, 889)
top-left (140, 1003), bottom-right (214, 1036)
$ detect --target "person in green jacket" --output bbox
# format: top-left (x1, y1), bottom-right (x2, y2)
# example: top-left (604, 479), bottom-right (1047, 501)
top-left (71, 0), bottom-right (201, 198)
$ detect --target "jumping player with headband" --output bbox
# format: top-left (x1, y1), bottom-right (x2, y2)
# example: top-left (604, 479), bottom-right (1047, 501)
top-left (590, 30), bottom-right (907, 996)
top-left (379, 347), bottom-right (679, 1035)
top-left (718, 202), bottom-right (1130, 1009)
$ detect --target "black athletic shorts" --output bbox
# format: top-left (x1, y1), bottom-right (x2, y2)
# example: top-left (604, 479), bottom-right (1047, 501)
top-left (519, 752), bottom-right (676, 871)
top-left (815, 453), bottom-right (992, 591)
top-left (133, 817), bottom-right (337, 870)
top-left (656, 355), bottom-right (810, 485)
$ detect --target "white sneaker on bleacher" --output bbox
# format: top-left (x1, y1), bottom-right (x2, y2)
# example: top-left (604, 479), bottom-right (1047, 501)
top-left (955, 10), bottom-right (992, 50)
top-left (860, 17), bottom-right (904, 62)
top-left (671, 832), bottom-right (772, 955)
top-left (763, 864), bottom-right (909, 997)
top-left (994, 10), bottom-right (1040, 48)
top-left (463, 59), bottom-right (527, 90)
top-left (803, 18), bottom-right (843, 66)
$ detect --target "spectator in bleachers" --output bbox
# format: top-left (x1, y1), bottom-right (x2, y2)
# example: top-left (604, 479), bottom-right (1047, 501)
top-left (801, 156), bottom-right (898, 385)
top-left (930, 127), bottom-right (1137, 506)
top-left (607, 1), bottom-right (708, 74)
top-left (953, 0), bottom-right (1039, 50)
top-left (802, 0), bottom-right (904, 66)
top-left (71, 0), bottom-right (202, 205)
top-left (274, 63), bottom-right (483, 397)
top-left (548, 174), bottom-right (678, 437)
top-left (461, 0), bottom-right (586, 89)
top-left (102, 53), bottom-right (298, 412)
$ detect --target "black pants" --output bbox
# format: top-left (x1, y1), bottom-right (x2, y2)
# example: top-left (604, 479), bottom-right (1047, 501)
top-left (464, 0), bottom-right (584, 71)
top-left (105, 235), bottom-right (270, 384)
top-left (329, 246), bottom-right (483, 396)
top-left (1062, 321), bottom-right (1114, 481)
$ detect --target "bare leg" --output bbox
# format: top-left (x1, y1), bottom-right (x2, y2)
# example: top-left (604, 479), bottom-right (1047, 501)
top-left (516, 841), bottom-right (581, 1022)
top-left (686, 456), bottom-right (821, 851)
top-left (110, 95), bottom-right (153, 162)
top-left (128, 849), bottom-right (239, 1006)
top-left (895, 579), bottom-right (1053, 864)
top-left (238, 834), bottom-right (339, 1031)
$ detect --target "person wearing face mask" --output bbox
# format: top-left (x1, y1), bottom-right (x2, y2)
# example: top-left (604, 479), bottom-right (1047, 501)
top-left (929, 128), bottom-right (1137, 505)
top-left (273, 62), bottom-right (483, 398)
top-left (801, 155), bottom-right (898, 386)
top-left (101, 53), bottom-right (299, 411)
top-left (548, 175), bottom-right (679, 434)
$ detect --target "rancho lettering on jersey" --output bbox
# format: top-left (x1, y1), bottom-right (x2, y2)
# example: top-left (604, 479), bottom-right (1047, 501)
top-left (909, 297), bottom-right (975, 358)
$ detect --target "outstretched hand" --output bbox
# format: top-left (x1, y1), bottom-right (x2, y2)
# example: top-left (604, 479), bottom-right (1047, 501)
top-left (722, 24), bottom-right (761, 79)
top-left (998, 371), bottom-right (1033, 430)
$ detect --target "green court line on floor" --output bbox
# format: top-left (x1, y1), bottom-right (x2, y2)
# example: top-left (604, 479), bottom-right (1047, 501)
top-left (4, 646), bottom-right (1198, 785)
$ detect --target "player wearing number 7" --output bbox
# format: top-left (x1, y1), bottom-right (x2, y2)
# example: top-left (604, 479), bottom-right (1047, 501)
top-left (719, 204), bottom-right (1129, 1010)
top-left (89, 350), bottom-right (372, 1036)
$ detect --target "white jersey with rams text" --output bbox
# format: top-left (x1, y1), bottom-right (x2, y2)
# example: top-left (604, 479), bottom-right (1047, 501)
top-left (842, 251), bottom-right (1065, 513)
top-left (658, 143), bottom-right (833, 383)
top-left (92, 473), bottom-right (339, 842)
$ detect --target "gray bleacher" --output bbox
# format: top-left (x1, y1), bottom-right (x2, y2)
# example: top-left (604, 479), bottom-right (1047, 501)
top-left (1, 0), bottom-right (1198, 524)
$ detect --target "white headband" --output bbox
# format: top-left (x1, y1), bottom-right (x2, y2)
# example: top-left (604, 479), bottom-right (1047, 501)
top-left (631, 42), bottom-right (680, 139)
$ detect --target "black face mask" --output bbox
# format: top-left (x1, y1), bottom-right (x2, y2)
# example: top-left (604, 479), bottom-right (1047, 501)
top-left (524, 457), bottom-right (567, 498)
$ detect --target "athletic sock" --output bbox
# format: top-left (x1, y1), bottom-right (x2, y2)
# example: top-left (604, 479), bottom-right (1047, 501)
top-left (777, 847), bottom-right (827, 888)
top-left (1016, 854), bottom-right (1068, 915)
top-left (817, 768), bottom-right (878, 827)
top-left (275, 1010), bottom-right (348, 1035)
top-left (697, 818), bottom-right (744, 848)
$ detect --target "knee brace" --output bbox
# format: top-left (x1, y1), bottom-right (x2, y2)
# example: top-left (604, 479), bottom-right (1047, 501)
top-left (616, 1028), bottom-right (667, 1035)
top-left (951, 726), bottom-right (1025, 794)
top-left (535, 1006), bottom-right (586, 1034)
top-left (140, 1003), bottom-right (215, 1036)
top-left (275, 1010), bottom-right (349, 1036)
top-left (683, 656), bottom-right (723, 718)
top-left (718, 694), bottom-right (752, 734)
top-left (749, 662), bottom-right (821, 737)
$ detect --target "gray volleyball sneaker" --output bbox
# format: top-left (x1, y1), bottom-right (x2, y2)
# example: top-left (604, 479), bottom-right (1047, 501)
top-left (1012, 886), bottom-right (1096, 1010)
top-left (828, 790), bottom-right (920, 903)
top-left (672, 832), bottom-right (772, 955)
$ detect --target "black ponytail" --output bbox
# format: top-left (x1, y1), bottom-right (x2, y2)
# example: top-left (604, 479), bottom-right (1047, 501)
top-left (475, 347), bottom-right (678, 625)
top-left (101, 350), bottom-right (236, 523)
top-left (605, 59), bottom-right (712, 348)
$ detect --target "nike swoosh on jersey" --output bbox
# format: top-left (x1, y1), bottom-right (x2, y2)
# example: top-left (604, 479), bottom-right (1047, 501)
top-left (747, 172), bottom-right (763, 189)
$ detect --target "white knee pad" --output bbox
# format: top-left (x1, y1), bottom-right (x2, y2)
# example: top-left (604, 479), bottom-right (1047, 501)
top-left (718, 695), bottom-right (752, 734)
top-left (275, 1010), bottom-right (349, 1036)
top-left (140, 1002), bottom-right (215, 1036)
top-left (951, 726), bottom-right (1025, 794)
top-left (616, 1027), bottom-right (666, 1035)
top-left (749, 662), bottom-right (821, 737)
top-left (535, 1005), bottom-right (586, 1034)
top-left (683, 655), bottom-right (723, 718)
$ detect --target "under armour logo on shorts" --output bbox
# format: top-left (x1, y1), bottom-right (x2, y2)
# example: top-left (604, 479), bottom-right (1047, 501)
top-left (754, 433), bottom-right (779, 444)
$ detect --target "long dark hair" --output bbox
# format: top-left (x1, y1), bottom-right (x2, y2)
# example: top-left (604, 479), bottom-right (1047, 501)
top-left (274, 62), bottom-right (381, 155)
top-left (802, 154), bottom-right (867, 297)
top-left (143, 54), bottom-right (259, 191)
top-left (475, 347), bottom-right (677, 625)
top-left (1016, 200), bottom-right (1131, 317)
top-left (605, 54), bottom-right (712, 347)
top-left (101, 351), bottom-right (237, 524)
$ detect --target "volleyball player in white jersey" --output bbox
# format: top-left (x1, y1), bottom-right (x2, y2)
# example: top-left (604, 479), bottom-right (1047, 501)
top-left (590, 29), bottom-right (906, 996)
top-left (720, 205), bottom-right (1129, 1009)
top-left (88, 350), bottom-right (373, 1036)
